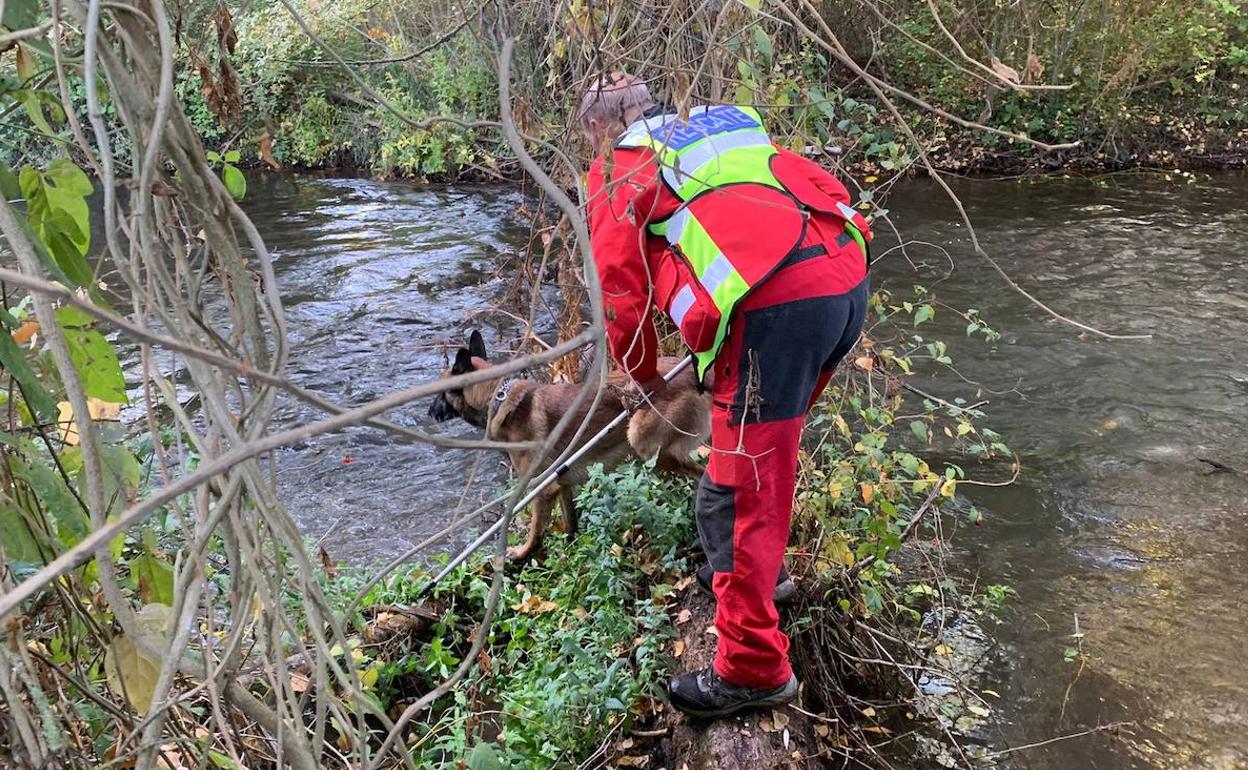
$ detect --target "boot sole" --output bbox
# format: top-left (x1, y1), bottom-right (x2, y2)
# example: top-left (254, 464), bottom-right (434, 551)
top-left (671, 676), bottom-right (798, 719)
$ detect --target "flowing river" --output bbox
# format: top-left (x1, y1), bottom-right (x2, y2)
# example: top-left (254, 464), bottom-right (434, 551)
top-left (233, 171), bottom-right (1247, 769)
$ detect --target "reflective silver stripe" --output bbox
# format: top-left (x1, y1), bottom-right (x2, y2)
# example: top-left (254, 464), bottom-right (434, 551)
top-left (837, 201), bottom-right (860, 223)
top-left (664, 129), bottom-right (771, 189)
top-left (669, 284), bottom-right (697, 328)
top-left (700, 254), bottom-right (733, 296)
top-left (665, 206), bottom-right (693, 245)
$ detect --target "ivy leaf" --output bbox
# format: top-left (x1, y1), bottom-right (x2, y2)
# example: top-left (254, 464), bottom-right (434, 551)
top-left (913, 305), bottom-right (935, 326)
top-left (222, 164), bottom-right (246, 200)
top-left (60, 321), bottom-right (127, 403)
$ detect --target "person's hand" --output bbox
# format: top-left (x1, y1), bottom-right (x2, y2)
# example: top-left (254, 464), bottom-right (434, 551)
top-left (615, 375), bottom-right (667, 411)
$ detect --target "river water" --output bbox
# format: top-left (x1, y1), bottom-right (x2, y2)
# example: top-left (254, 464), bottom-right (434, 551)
top-left (236, 172), bottom-right (1247, 769)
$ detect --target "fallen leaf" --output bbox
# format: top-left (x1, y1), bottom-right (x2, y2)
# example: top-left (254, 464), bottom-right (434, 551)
top-left (616, 756), bottom-right (649, 768)
top-left (990, 56), bottom-right (1021, 85)
top-left (675, 609), bottom-right (692, 625)
top-left (290, 673), bottom-right (310, 693)
top-left (674, 575), bottom-right (694, 592)
top-left (814, 723), bottom-right (830, 737)
top-left (853, 355), bottom-right (874, 371)
top-left (673, 640), bottom-right (685, 657)
top-left (860, 706), bottom-right (877, 718)
top-left (860, 482), bottom-right (875, 505)
top-left (705, 625), bottom-right (719, 637)
top-left (864, 175), bottom-right (878, 184)
top-left (862, 725), bottom-right (892, 734)
top-left (12, 320), bottom-right (38, 345)
top-left (759, 716), bottom-right (777, 733)
top-left (771, 709), bottom-right (790, 730)
top-left (934, 644), bottom-right (953, 656)
top-left (258, 129), bottom-right (280, 169)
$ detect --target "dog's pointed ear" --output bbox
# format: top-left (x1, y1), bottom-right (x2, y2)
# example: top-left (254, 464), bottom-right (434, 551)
top-left (468, 330), bottom-right (487, 361)
top-left (452, 347), bottom-right (474, 375)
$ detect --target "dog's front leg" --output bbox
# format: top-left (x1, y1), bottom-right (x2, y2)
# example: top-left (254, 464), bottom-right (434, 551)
top-left (506, 488), bottom-right (557, 561)
top-left (559, 486), bottom-right (579, 537)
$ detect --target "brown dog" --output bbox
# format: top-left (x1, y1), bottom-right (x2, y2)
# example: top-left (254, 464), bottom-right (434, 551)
top-left (428, 331), bottom-right (709, 559)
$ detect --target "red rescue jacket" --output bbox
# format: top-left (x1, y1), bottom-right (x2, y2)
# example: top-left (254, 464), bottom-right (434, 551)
top-left (586, 143), bottom-right (867, 383)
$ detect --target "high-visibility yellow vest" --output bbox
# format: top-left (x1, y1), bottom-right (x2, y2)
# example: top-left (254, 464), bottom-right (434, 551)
top-left (616, 105), bottom-right (869, 380)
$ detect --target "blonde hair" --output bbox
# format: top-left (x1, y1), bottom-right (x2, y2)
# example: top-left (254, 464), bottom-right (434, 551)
top-left (578, 72), bottom-right (656, 134)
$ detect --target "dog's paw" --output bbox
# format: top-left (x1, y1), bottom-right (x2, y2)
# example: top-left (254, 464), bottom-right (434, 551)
top-left (506, 544), bottom-right (533, 561)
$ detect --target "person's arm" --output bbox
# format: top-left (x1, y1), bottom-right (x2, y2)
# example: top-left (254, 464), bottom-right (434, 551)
top-left (586, 151), bottom-right (661, 383)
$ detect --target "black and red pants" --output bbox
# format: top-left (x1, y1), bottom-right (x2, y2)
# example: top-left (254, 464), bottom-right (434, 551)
top-left (698, 215), bottom-right (868, 689)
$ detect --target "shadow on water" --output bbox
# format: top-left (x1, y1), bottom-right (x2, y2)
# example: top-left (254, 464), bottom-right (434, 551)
top-left (871, 173), bottom-right (1248, 769)
top-left (175, 170), bottom-right (1248, 769)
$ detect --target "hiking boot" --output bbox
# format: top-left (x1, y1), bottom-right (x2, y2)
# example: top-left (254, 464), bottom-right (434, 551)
top-left (668, 664), bottom-right (798, 718)
top-left (696, 563), bottom-right (798, 605)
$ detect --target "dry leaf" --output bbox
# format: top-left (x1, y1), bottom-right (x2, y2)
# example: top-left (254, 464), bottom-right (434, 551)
top-left (56, 402), bottom-right (79, 446)
top-left (675, 609), bottom-right (693, 625)
top-left (258, 128), bottom-right (280, 170)
top-left (510, 594), bottom-right (558, 614)
top-left (616, 756), bottom-right (649, 768)
top-left (862, 725), bottom-right (892, 734)
top-left (934, 644), bottom-right (953, 656)
top-left (759, 716), bottom-right (777, 733)
top-left (705, 625), bottom-right (719, 637)
top-left (853, 355), bottom-right (874, 371)
top-left (814, 723), bottom-right (831, 738)
top-left (12, 320), bottom-right (38, 345)
top-left (673, 640), bottom-right (686, 657)
top-left (290, 673), bottom-right (310, 693)
top-left (860, 706), bottom-right (877, 718)
top-left (674, 575), bottom-right (694, 592)
top-left (990, 56), bottom-right (1021, 85)
top-left (860, 482), bottom-right (875, 505)
top-left (771, 709), bottom-right (790, 730)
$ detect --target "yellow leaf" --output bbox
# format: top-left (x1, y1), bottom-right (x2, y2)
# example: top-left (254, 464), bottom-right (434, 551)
top-left (673, 640), bottom-right (686, 657)
top-left (956, 422), bottom-right (973, 436)
top-left (934, 644), bottom-right (953, 656)
top-left (104, 604), bottom-right (171, 714)
top-left (864, 175), bottom-right (878, 184)
top-left (360, 666), bottom-right (379, 689)
top-left (860, 482), bottom-right (875, 505)
top-left (940, 479), bottom-right (957, 498)
top-left (88, 397), bottom-right (122, 421)
top-left (860, 706), bottom-right (877, 718)
top-left (56, 402), bottom-right (79, 445)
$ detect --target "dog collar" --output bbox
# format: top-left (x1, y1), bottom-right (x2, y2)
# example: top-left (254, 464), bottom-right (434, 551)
top-left (495, 377), bottom-right (521, 403)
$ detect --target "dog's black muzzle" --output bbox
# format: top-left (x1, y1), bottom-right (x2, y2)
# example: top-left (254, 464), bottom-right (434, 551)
top-left (427, 394), bottom-right (460, 422)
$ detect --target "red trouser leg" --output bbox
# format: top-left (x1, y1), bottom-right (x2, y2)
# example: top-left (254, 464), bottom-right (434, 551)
top-left (694, 232), bottom-right (869, 690)
top-left (703, 406), bottom-right (805, 689)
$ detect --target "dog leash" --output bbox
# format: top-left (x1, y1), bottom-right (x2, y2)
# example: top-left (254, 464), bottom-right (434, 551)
top-left (416, 355), bottom-right (694, 599)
